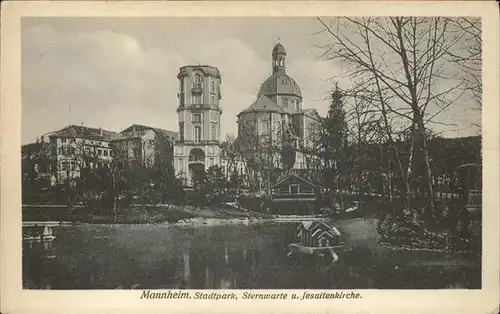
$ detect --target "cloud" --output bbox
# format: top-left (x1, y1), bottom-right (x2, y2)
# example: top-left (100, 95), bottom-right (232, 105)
top-left (21, 17), bottom-right (479, 144)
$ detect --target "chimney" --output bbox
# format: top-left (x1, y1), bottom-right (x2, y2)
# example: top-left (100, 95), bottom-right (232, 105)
top-left (81, 123), bottom-right (84, 132)
top-left (99, 127), bottom-right (103, 136)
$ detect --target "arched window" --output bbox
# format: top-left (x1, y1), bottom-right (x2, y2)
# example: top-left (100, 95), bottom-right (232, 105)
top-left (189, 148), bottom-right (205, 162)
top-left (211, 123), bottom-right (217, 141)
top-left (179, 122), bottom-right (185, 141)
top-left (194, 74), bottom-right (203, 89)
top-left (194, 126), bottom-right (202, 143)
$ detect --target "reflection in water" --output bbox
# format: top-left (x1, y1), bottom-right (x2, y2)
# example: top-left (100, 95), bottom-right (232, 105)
top-left (22, 222), bottom-right (481, 289)
top-left (183, 247), bottom-right (190, 283)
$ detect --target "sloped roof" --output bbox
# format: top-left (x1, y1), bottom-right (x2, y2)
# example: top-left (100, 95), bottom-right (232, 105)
top-left (239, 95), bottom-right (283, 115)
top-left (257, 72), bottom-right (302, 99)
top-left (178, 65), bottom-right (221, 79)
top-left (120, 124), bottom-right (177, 140)
top-left (272, 43), bottom-right (286, 55)
top-left (49, 125), bottom-right (117, 141)
top-left (297, 221), bottom-right (315, 230)
top-left (312, 227), bottom-right (341, 238)
top-left (273, 174), bottom-right (316, 189)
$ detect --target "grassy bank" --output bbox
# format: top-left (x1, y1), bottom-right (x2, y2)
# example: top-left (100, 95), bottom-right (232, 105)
top-left (59, 203), bottom-right (264, 224)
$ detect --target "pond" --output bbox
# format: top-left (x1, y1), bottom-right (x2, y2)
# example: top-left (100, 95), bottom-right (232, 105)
top-left (22, 219), bottom-right (481, 289)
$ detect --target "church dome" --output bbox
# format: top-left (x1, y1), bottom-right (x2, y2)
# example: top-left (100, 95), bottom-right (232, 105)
top-left (257, 72), bottom-right (302, 98)
top-left (272, 43), bottom-right (286, 55)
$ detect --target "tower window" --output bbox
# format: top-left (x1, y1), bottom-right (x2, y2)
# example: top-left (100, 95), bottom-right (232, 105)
top-left (211, 95), bottom-right (215, 105)
top-left (211, 123), bottom-right (217, 141)
top-left (193, 113), bottom-right (202, 123)
top-left (179, 122), bottom-right (185, 141)
top-left (211, 81), bottom-right (215, 94)
top-left (192, 94), bottom-right (202, 105)
top-left (180, 93), bottom-right (185, 106)
top-left (282, 98), bottom-right (289, 107)
top-left (194, 74), bottom-right (203, 89)
top-left (194, 126), bottom-right (202, 143)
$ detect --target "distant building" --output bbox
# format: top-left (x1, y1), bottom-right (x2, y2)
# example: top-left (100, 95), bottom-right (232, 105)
top-left (111, 124), bottom-right (177, 168)
top-left (173, 65), bottom-right (223, 186)
top-left (272, 174), bottom-right (317, 215)
top-left (23, 123), bottom-right (177, 185)
top-left (236, 42), bottom-right (320, 186)
top-left (47, 124), bottom-right (117, 182)
top-left (21, 139), bottom-right (53, 185)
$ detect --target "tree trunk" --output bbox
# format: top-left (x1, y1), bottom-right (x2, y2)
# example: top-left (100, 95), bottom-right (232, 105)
top-left (416, 117), bottom-right (436, 218)
top-left (406, 126), bottom-right (416, 204)
top-left (112, 172), bottom-right (117, 222)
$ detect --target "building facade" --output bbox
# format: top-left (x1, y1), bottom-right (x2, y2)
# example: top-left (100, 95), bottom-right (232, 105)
top-left (236, 42), bottom-right (320, 187)
top-left (23, 123), bottom-right (177, 186)
top-left (111, 124), bottom-right (177, 168)
top-left (47, 125), bottom-right (116, 182)
top-left (174, 65), bottom-right (223, 186)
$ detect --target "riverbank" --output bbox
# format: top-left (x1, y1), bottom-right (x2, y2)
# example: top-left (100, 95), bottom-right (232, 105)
top-left (70, 204), bottom-right (273, 224)
top-left (24, 203), bottom-right (334, 225)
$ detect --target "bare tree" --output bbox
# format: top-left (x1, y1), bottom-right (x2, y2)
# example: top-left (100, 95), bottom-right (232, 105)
top-left (316, 17), bottom-right (472, 218)
top-left (220, 133), bottom-right (239, 186)
top-left (447, 17), bottom-right (482, 108)
top-left (236, 113), bottom-right (287, 193)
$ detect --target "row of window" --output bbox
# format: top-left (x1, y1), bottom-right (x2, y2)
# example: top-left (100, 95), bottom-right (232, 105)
top-left (189, 94), bottom-right (217, 106)
top-left (282, 98), bottom-right (301, 111)
top-left (180, 75), bottom-right (217, 93)
top-left (60, 138), bottom-right (106, 146)
top-left (238, 121), bottom-right (283, 135)
top-left (192, 113), bottom-right (218, 123)
top-left (58, 146), bottom-right (110, 157)
top-left (179, 76), bottom-right (218, 106)
top-left (274, 57), bottom-right (286, 67)
top-left (178, 123), bottom-right (219, 142)
top-left (59, 161), bottom-right (108, 171)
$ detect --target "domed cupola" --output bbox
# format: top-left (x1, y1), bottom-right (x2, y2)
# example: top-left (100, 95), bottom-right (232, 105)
top-left (256, 42), bottom-right (302, 100)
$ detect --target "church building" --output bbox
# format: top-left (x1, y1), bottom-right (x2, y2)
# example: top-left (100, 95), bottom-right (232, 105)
top-left (236, 42), bottom-right (319, 184)
top-left (173, 65), bottom-right (223, 186)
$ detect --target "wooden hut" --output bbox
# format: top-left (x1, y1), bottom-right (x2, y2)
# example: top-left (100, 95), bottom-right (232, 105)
top-left (271, 174), bottom-right (317, 215)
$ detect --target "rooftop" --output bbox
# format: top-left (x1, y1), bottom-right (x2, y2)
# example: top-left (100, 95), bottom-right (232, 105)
top-left (48, 125), bottom-right (117, 141)
top-left (115, 124), bottom-right (178, 142)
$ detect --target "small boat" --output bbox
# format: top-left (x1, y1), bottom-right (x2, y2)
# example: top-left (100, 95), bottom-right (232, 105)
top-left (287, 221), bottom-right (351, 264)
top-left (23, 225), bottom-right (56, 242)
top-left (41, 225), bottom-right (56, 241)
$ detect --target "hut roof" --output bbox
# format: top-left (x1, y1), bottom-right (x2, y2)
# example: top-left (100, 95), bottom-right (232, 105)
top-left (297, 221), bottom-right (315, 230)
top-left (273, 174), bottom-right (316, 189)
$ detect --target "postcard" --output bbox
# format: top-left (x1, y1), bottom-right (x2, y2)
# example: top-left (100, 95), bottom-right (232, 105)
top-left (1, 1), bottom-right (499, 313)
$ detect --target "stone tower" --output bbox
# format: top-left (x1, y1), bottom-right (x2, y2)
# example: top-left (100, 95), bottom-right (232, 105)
top-left (174, 65), bottom-right (222, 186)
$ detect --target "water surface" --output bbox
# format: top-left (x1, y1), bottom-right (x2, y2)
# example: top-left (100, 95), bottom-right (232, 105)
top-left (23, 219), bottom-right (481, 289)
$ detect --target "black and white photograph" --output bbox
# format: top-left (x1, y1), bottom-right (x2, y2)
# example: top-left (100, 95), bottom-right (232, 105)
top-left (2, 3), bottom-right (499, 313)
top-left (1, 1), bottom-right (499, 313)
top-left (17, 14), bottom-right (486, 291)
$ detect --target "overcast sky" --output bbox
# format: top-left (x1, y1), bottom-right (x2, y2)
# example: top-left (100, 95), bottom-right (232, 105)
top-left (22, 17), bottom-right (481, 144)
